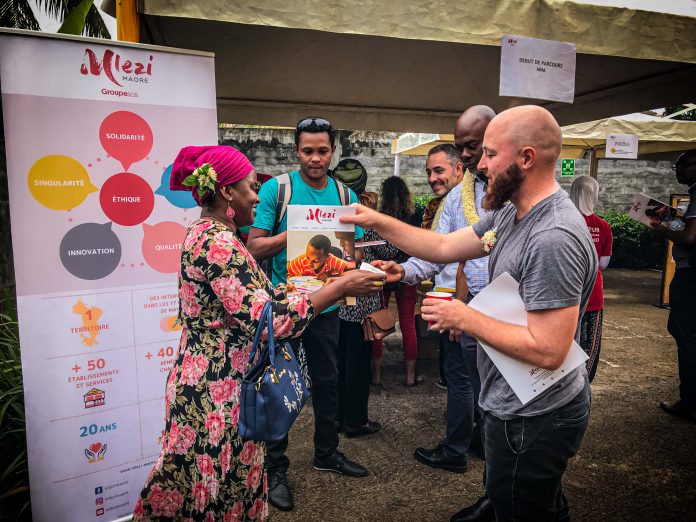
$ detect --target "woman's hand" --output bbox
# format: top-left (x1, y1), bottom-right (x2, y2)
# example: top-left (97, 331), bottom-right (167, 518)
top-left (336, 269), bottom-right (386, 297)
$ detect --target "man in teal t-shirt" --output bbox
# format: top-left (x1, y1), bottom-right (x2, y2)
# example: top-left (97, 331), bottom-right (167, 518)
top-left (247, 117), bottom-right (368, 513)
top-left (252, 169), bottom-right (363, 287)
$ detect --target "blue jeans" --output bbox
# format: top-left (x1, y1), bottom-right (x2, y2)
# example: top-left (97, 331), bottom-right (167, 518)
top-left (441, 332), bottom-right (479, 457)
top-left (483, 383), bottom-right (591, 522)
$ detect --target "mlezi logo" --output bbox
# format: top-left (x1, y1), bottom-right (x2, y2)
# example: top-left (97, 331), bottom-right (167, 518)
top-left (306, 208), bottom-right (336, 224)
top-left (81, 48), bottom-right (153, 87)
top-left (84, 442), bottom-right (108, 463)
top-left (507, 37), bottom-right (518, 46)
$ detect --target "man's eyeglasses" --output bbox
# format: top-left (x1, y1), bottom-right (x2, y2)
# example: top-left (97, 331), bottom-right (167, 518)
top-left (296, 117), bottom-right (332, 132)
top-left (671, 162), bottom-right (696, 171)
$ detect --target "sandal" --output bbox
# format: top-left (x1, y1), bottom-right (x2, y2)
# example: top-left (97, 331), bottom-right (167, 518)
top-left (403, 375), bottom-right (425, 387)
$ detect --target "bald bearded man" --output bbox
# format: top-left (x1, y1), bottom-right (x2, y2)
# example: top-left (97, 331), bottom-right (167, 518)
top-left (342, 106), bottom-right (596, 522)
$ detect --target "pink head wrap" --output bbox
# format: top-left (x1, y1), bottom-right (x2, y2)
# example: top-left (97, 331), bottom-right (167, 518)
top-left (170, 145), bottom-right (254, 205)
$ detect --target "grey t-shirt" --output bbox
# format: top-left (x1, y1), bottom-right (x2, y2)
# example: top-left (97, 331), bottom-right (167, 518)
top-left (472, 189), bottom-right (597, 419)
top-left (672, 184), bottom-right (696, 270)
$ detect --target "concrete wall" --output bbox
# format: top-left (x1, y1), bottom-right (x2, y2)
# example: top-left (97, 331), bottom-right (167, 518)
top-left (556, 159), bottom-right (683, 213)
top-left (220, 127), bottom-right (685, 212)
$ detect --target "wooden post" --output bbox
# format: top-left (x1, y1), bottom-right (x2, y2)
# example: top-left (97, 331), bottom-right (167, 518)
top-left (116, 0), bottom-right (139, 42)
top-left (589, 147), bottom-right (599, 179)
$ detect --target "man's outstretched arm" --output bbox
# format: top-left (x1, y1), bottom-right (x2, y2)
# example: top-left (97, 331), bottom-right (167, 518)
top-left (340, 204), bottom-right (487, 264)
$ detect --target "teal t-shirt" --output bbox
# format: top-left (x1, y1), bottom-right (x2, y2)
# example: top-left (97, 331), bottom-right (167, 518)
top-left (253, 170), bottom-right (364, 288)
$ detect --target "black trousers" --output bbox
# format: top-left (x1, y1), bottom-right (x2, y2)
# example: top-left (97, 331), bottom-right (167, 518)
top-left (482, 384), bottom-right (590, 522)
top-left (266, 310), bottom-right (341, 472)
top-left (668, 268), bottom-right (696, 405)
top-left (337, 319), bottom-right (372, 429)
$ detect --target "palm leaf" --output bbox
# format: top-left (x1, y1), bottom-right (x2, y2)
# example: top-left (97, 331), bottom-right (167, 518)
top-left (35, 0), bottom-right (111, 39)
top-left (84, 3), bottom-right (110, 38)
top-left (0, 0), bottom-right (41, 30)
top-left (34, 0), bottom-right (64, 19)
top-left (57, 0), bottom-right (92, 35)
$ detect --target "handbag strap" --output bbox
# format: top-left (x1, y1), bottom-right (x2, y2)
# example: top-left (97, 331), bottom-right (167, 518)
top-left (248, 301), bottom-right (275, 365)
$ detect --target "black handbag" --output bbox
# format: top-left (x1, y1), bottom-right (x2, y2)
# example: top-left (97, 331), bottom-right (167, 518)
top-left (239, 301), bottom-right (310, 441)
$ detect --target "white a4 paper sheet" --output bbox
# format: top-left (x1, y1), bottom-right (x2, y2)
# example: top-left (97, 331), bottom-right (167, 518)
top-left (468, 272), bottom-right (588, 405)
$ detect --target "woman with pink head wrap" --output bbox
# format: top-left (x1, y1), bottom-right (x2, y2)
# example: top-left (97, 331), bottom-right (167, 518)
top-left (134, 146), bottom-right (384, 521)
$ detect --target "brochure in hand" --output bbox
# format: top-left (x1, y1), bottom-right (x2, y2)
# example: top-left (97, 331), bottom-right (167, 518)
top-left (286, 205), bottom-right (358, 305)
top-left (628, 193), bottom-right (685, 231)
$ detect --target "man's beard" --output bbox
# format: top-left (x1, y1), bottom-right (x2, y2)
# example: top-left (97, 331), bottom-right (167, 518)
top-left (482, 163), bottom-right (523, 211)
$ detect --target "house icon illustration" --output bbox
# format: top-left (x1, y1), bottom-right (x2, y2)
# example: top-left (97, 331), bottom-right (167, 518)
top-left (83, 388), bottom-right (105, 409)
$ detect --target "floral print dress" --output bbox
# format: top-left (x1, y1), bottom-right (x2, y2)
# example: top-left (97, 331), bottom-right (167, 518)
top-left (134, 218), bottom-right (314, 521)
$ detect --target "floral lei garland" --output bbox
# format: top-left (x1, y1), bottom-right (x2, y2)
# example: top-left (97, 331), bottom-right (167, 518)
top-left (462, 171), bottom-right (498, 252)
top-left (461, 170), bottom-right (479, 225)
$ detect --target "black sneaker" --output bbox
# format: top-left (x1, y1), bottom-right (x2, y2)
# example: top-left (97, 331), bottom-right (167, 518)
top-left (313, 451), bottom-right (368, 477)
top-left (268, 470), bottom-right (293, 511)
top-left (435, 377), bottom-right (448, 390)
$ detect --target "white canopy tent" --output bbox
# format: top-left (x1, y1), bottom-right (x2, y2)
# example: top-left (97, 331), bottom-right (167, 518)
top-left (116, 0), bottom-right (696, 132)
top-left (390, 112), bottom-right (696, 176)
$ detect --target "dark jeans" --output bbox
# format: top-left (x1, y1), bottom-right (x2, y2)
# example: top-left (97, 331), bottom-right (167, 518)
top-left (441, 332), bottom-right (477, 458)
top-left (439, 334), bottom-right (447, 382)
top-left (668, 268), bottom-right (696, 405)
top-left (483, 383), bottom-right (591, 522)
top-left (266, 310), bottom-right (341, 472)
top-left (338, 319), bottom-right (372, 428)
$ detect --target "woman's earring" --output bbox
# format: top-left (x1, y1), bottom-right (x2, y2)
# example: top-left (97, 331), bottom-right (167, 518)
top-left (226, 202), bottom-right (236, 220)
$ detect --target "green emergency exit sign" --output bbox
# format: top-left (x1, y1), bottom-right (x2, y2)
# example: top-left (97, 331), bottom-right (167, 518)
top-left (561, 158), bottom-right (575, 177)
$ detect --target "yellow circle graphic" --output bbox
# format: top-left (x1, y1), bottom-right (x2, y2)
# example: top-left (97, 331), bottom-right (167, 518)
top-left (28, 155), bottom-right (98, 210)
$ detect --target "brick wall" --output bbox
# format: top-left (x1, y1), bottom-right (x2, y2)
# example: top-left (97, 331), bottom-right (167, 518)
top-left (220, 127), bottom-right (684, 212)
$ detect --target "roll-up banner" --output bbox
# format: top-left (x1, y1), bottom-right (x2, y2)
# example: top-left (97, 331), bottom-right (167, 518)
top-left (0, 29), bottom-right (217, 521)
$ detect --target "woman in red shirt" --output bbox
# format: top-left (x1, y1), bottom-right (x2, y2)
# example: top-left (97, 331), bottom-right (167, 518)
top-left (570, 176), bottom-right (613, 382)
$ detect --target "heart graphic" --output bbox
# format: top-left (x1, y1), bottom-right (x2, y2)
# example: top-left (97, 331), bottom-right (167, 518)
top-left (90, 443), bottom-right (102, 453)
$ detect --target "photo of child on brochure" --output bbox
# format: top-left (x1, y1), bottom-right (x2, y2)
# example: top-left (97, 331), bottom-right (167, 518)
top-left (286, 206), bottom-right (359, 297)
top-left (287, 233), bottom-right (357, 282)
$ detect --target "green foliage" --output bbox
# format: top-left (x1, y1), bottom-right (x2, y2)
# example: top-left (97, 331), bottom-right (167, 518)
top-left (0, 0), bottom-right (41, 30)
top-left (412, 194), bottom-right (432, 220)
top-left (0, 291), bottom-right (30, 520)
top-left (599, 211), bottom-right (666, 269)
top-left (57, 0), bottom-right (93, 35)
top-left (0, 0), bottom-right (111, 39)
